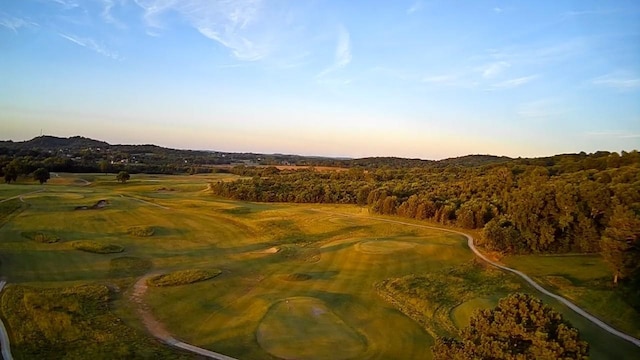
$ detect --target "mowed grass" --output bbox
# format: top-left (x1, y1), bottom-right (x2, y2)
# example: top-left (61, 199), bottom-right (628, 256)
top-left (0, 174), bottom-right (639, 359)
top-left (257, 297), bottom-right (367, 360)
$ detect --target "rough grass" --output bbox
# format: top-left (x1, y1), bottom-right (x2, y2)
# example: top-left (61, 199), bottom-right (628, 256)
top-left (21, 231), bottom-right (60, 243)
top-left (0, 284), bottom-right (191, 359)
top-left (72, 241), bottom-right (124, 254)
top-left (147, 269), bottom-right (221, 287)
top-left (127, 226), bottom-right (155, 237)
top-left (376, 261), bottom-right (522, 338)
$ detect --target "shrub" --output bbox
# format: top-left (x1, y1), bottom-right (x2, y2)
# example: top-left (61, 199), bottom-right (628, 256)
top-left (127, 226), bottom-right (155, 237)
top-left (147, 269), bottom-right (221, 287)
top-left (71, 241), bottom-right (124, 254)
top-left (21, 231), bottom-right (60, 243)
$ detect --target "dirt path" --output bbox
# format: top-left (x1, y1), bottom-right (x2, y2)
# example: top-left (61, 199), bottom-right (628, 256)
top-left (0, 189), bottom-right (45, 204)
top-left (0, 281), bottom-right (13, 360)
top-left (131, 275), bottom-right (238, 360)
top-left (313, 209), bottom-right (640, 348)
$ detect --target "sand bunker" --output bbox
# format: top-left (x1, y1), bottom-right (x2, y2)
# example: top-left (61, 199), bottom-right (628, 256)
top-left (253, 247), bottom-right (279, 254)
top-left (257, 297), bottom-right (367, 360)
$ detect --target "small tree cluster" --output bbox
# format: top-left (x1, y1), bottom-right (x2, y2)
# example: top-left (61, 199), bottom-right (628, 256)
top-left (432, 293), bottom-right (588, 359)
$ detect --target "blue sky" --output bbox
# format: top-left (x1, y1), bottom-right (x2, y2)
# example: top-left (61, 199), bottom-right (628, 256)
top-left (1, 0), bottom-right (639, 159)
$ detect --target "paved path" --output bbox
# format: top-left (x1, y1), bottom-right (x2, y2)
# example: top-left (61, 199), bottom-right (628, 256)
top-left (131, 275), bottom-right (237, 360)
top-left (0, 281), bottom-right (13, 360)
top-left (314, 209), bottom-right (640, 348)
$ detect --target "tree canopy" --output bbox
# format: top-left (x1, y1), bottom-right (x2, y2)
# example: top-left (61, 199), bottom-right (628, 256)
top-left (116, 171), bottom-right (130, 183)
top-left (432, 293), bottom-right (589, 359)
top-left (33, 167), bottom-right (50, 184)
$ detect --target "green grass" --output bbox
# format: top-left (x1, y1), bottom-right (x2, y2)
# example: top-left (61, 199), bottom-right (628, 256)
top-left (257, 297), bottom-right (367, 360)
top-left (0, 174), bottom-right (638, 359)
top-left (147, 269), bottom-right (221, 287)
top-left (450, 297), bottom-right (496, 329)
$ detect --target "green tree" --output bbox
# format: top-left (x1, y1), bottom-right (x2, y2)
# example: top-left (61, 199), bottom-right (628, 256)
top-left (116, 171), bottom-right (130, 183)
top-left (3, 164), bottom-right (18, 183)
top-left (601, 205), bottom-right (640, 284)
top-left (433, 293), bottom-right (588, 359)
top-left (99, 160), bottom-right (110, 174)
top-left (33, 168), bottom-right (50, 184)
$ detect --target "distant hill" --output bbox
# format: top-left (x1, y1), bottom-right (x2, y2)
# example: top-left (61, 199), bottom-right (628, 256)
top-left (434, 154), bottom-right (512, 167)
top-left (0, 136), bottom-right (110, 151)
top-left (2, 135), bottom-right (631, 172)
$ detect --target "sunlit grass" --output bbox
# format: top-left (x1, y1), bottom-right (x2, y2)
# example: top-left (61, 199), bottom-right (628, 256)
top-left (0, 173), bottom-right (639, 359)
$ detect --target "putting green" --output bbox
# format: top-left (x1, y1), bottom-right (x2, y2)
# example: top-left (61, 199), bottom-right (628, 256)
top-left (451, 297), bottom-right (495, 329)
top-left (256, 297), bottom-right (367, 360)
top-left (356, 240), bottom-right (416, 254)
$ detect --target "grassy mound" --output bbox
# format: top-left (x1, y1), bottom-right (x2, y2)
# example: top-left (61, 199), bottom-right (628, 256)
top-left (0, 284), bottom-right (191, 359)
top-left (256, 297), bottom-right (367, 360)
top-left (108, 257), bottom-right (153, 278)
top-left (282, 273), bottom-right (312, 281)
top-left (222, 207), bottom-right (252, 215)
top-left (356, 240), bottom-right (416, 254)
top-left (376, 261), bottom-right (522, 338)
top-left (147, 269), bottom-right (221, 287)
top-left (127, 226), bottom-right (155, 237)
top-left (21, 231), bottom-right (60, 243)
top-left (71, 241), bottom-right (124, 254)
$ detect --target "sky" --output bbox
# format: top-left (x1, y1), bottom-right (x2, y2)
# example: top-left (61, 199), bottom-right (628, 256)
top-left (1, 0), bottom-right (639, 159)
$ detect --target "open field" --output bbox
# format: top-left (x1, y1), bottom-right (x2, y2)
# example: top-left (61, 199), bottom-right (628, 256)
top-left (0, 173), bottom-right (639, 359)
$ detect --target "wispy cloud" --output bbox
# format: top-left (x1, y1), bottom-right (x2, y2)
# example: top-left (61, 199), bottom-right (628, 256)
top-left (0, 15), bottom-right (38, 33)
top-left (491, 75), bottom-right (538, 89)
top-left (101, 0), bottom-right (126, 29)
top-left (493, 7), bottom-right (503, 14)
top-left (564, 9), bottom-right (618, 17)
top-left (59, 33), bottom-right (122, 60)
top-left (480, 61), bottom-right (510, 78)
top-left (592, 72), bottom-right (640, 90)
top-left (407, 1), bottom-right (423, 14)
top-left (134, 0), bottom-right (270, 61)
top-left (51, 0), bottom-right (79, 10)
top-left (487, 39), bottom-right (588, 67)
top-left (317, 25), bottom-right (352, 78)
